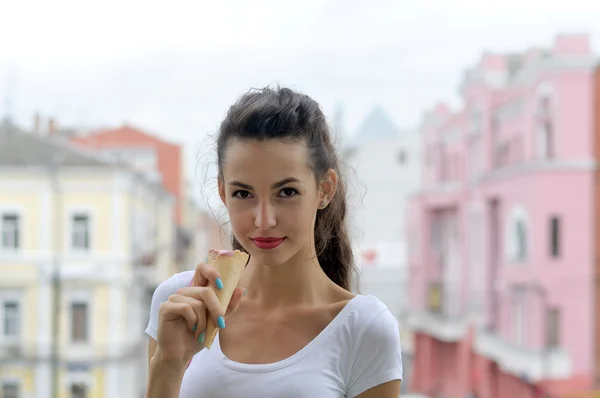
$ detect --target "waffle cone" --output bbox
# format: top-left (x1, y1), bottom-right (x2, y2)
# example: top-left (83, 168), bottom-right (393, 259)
top-left (203, 249), bottom-right (249, 348)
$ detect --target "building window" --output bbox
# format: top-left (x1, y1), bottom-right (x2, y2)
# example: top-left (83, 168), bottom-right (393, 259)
top-left (505, 207), bottom-right (529, 263)
top-left (470, 109), bottom-right (482, 135)
top-left (71, 214), bottom-right (90, 251)
top-left (510, 286), bottom-right (527, 346)
top-left (512, 300), bottom-right (525, 346)
top-left (495, 141), bottom-right (510, 168)
top-left (546, 307), bottom-right (561, 348)
top-left (537, 94), bottom-right (555, 159)
top-left (71, 383), bottom-right (87, 398)
top-left (438, 144), bottom-right (447, 182)
top-left (469, 140), bottom-right (484, 181)
top-left (515, 221), bottom-right (527, 260)
top-left (1, 213), bottom-right (20, 250)
top-left (468, 209), bottom-right (485, 312)
top-left (513, 136), bottom-right (523, 163)
top-left (71, 302), bottom-right (88, 343)
top-left (1, 382), bottom-right (20, 398)
top-left (427, 281), bottom-right (442, 313)
top-left (550, 216), bottom-right (561, 257)
top-left (3, 301), bottom-right (20, 338)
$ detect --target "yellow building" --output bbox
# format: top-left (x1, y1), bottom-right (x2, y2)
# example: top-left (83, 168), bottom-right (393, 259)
top-left (0, 119), bottom-right (175, 398)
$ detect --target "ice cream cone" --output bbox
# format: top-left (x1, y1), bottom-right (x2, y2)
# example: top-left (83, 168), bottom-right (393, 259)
top-left (203, 249), bottom-right (249, 348)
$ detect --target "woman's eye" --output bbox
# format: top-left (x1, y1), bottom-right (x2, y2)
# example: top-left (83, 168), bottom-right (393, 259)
top-left (279, 188), bottom-right (298, 198)
top-left (233, 190), bottom-right (252, 199)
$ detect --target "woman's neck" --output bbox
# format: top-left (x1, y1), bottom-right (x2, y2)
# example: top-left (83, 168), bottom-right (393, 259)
top-left (241, 248), bottom-right (334, 308)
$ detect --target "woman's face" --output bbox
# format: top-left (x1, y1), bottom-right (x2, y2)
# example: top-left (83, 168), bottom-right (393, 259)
top-left (218, 139), bottom-right (336, 266)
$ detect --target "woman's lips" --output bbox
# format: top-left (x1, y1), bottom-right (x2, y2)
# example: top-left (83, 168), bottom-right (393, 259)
top-left (251, 237), bottom-right (286, 250)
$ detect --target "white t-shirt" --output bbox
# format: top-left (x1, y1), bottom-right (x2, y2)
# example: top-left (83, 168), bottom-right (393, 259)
top-left (145, 271), bottom-right (403, 398)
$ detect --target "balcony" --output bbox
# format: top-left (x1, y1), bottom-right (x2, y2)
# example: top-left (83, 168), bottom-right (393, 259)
top-left (474, 328), bottom-right (572, 381)
top-left (0, 340), bottom-right (23, 363)
top-left (0, 339), bottom-right (146, 366)
top-left (407, 281), bottom-right (469, 342)
top-left (0, 339), bottom-right (43, 365)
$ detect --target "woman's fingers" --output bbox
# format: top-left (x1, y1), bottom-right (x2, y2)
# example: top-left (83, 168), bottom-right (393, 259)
top-left (159, 301), bottom-right (198, 332)
top-left (175, 287), bottom-right (226, 329)
top-left (191, 262), bottom-right (223, 291)
top-left (167, 294), bottom-right (207, 339)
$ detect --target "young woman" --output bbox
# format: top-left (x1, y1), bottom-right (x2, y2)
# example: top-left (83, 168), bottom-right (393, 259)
top-left (145, 87), bottom-right (403, 397)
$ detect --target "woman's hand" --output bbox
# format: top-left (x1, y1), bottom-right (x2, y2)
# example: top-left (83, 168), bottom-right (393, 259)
top-left (153, 261), bottom-right (246, 367)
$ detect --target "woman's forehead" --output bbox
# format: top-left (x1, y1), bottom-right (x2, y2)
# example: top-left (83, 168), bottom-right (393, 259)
top-left (222, 139), bottom-right (313, 178)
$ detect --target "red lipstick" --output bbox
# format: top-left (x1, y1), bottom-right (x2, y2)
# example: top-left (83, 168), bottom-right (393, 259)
top-left (251, 237), bottom-right (285, 250)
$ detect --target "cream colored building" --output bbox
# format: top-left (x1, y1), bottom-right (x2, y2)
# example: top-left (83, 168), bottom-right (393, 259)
top-left (178, 198), bottom-right (230, 269)
top-left (0, 119), bottom-right (175, 398)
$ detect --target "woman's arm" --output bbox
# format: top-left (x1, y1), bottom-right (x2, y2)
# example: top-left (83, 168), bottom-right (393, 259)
top-left (147, 349), bottom-right (188, 398)
top-left (148, 337), bottom-right (157, 366)
top-left (356, 380), bottom-right (401, 398)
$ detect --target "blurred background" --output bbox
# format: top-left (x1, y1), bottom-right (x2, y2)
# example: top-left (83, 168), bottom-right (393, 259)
top-left (1, 1), bottom-right (600, 397)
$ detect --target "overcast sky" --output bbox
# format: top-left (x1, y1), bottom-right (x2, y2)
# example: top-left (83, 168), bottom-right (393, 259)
top-left (1, 0), bottom-right (600, 203)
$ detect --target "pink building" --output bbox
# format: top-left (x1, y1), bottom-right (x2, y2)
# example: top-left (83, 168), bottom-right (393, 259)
top-left (406, 34), bottom-right (598, 398)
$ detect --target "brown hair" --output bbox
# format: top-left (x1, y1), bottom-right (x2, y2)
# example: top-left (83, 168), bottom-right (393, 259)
top-left (216, 86), bottom-right (356, 291)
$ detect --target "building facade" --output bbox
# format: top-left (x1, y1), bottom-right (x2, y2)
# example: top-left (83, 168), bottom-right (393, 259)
top-left (71, 125), bottom-right (185, 225)
top-left (0, 119), bottom-right (175, 398)
top-left (343, 107), bottom-right (421, 308)
top-left (71, 124), bottom-right (223, 272)
top-left (407, 34), bottom-right (598, 398)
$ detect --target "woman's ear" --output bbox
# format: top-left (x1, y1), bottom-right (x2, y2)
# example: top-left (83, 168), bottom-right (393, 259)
top-left (319, 169), bottom-right (338, 207)
top-left (218, 178), bottom-right (227, 207)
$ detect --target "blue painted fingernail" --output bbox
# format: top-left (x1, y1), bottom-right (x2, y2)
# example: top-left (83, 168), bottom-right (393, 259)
top-left (198, 332), bottom-right (205, 343)
top-left (217, 316), bottom-right (226, 329)
top-left (192, 324), bottom-right (196, 332)
top-left (243, 289), bottom-right (247, 296)
top-left (216, 278), bottom-right (224, 289)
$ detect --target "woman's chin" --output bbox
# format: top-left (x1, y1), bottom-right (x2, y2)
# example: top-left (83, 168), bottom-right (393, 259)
top-left (248, 252), bottom-right (288, 267)
top-left (245, 246), bottom-right (294, 267)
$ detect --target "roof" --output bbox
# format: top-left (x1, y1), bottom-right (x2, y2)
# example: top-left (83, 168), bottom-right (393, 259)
top-left (74, 124), bottom-right (180, 148)
top-left (351, 106), bottom-right (402, 145)
top-left (0, 118), bottom-right (113, 168)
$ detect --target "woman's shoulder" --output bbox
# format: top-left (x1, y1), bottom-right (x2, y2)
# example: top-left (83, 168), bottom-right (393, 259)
top-left (151, 270), bottom-right (195, 302)
top-left (145, 270), bottom-right (195, 340)
top-left (338, 295), bottom-right (403, 396)
top-left (335, 294), bottom-right (400, 343)
top-left (345, 294), bottom-right (394, 327)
